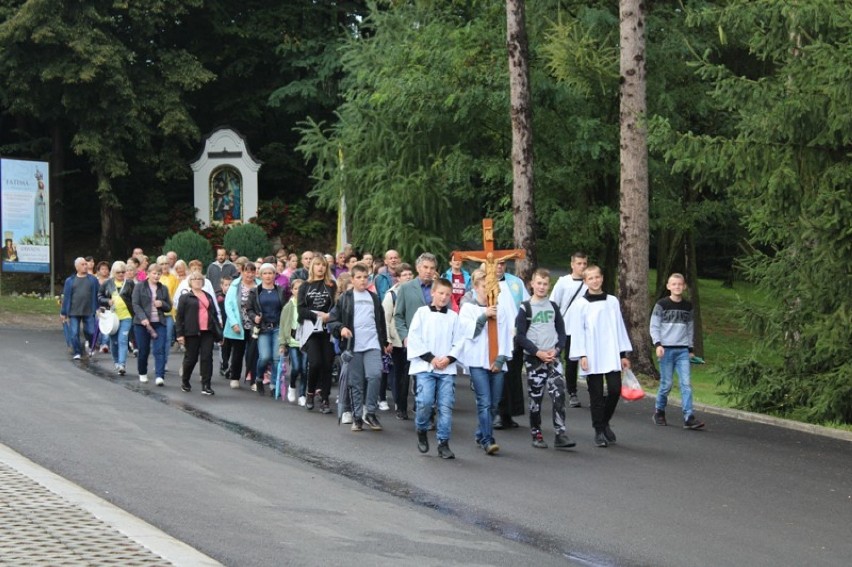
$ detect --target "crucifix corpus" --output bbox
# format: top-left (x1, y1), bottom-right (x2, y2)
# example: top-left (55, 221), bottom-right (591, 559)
top-left (452, 218), bottom-right (526, 369)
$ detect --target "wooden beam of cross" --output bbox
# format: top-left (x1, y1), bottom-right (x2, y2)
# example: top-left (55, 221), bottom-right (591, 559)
top-left (451, 219), bottom-right (526, 369)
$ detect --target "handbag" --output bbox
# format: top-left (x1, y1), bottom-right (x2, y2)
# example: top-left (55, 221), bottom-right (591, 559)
top-left (620, 368), bottom-right (645, 401)
top-left (98, 309), bottom-right (120, 336)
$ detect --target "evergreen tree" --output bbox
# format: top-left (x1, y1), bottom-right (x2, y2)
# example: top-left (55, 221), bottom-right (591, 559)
top-left (660, 0), bottom-right (852, 423)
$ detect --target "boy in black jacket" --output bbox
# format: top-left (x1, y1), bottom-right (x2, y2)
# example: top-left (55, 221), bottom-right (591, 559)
top-left (328, 263), bottom-right (389, 431)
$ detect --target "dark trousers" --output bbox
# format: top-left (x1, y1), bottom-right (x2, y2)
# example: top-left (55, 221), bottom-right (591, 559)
top-left (391, 347), bottom-right (410, 413)
top-left (498, 346), bottom-right (526, 418)
top-left (304, 332), bottom-right (334, 402)
top-left (380, 371), bottom-right (389, 402)
top-left (587, 371), bottom-right (622, 431)
top-left (563, 337), bottom-right (579, 395)
top-left (228, 335), bottom-right (257, 381)
top-left (221, 337), bottom-right (233, 371)
top-left (183, 331), bottom-right (215, 387)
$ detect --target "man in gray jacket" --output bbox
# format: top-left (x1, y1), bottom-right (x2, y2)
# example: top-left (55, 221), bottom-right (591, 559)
top-left (206, 247), bottom-right (238, 293)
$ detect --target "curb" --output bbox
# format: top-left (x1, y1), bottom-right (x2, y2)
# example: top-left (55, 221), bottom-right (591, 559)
top-left (578, 377), bottom-right (852, 443)
top-left (0, 443), bottom-right (223, 566)
top-left (688, 400), bottom-right (852, 442)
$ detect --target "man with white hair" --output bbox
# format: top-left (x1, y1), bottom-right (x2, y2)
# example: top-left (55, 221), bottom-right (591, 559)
top-left (60, 257), bottom-right (100, 360)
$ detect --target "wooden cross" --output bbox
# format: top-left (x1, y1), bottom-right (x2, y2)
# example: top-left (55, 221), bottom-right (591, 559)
top-left (451, 219), bottom-right (526, 369)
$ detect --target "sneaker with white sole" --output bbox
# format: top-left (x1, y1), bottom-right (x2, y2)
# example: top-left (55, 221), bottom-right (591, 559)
top-left (139, 374), bottom-right (149, 383)
top-left (341, 411), bottom-right (353, 424)
top-left (155, 377), bottom-right (165, 386)
top-left (73, 354), bottom-right (82, 360)
top-left (230, 379), bottom-right (240, 389)
top-left (378, 400), bottom-right (390, 411)
top-left (298, 396), bottom-right (306, 407)
top-left (287, 387), bottom-right (297, 403)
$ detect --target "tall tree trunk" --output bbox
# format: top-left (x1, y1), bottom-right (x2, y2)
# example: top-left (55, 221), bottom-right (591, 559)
top-left (655, 228), bottom-right (683, 299)
top-left (617, 0), bottom-right (656, 377)
top-left (685, 229), bottom-right (705, 358)
top-left (95, 170), bottom-right (118, 258)
top-left (506, 0), bottom-right (536, 281)
top-left (50, 124), bottom-right (65, 288)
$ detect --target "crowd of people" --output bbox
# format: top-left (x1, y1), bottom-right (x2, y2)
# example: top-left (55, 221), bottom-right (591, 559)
top-left (59, 245), bottom-right (705, 459)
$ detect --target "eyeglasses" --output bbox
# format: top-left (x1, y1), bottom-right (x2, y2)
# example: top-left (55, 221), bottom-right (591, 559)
top-left (115, 271), bottom-right (126, 274)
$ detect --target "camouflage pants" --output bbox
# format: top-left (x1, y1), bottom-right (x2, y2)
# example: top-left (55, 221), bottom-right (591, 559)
top-left (525, 361), bottom-right (566, 436)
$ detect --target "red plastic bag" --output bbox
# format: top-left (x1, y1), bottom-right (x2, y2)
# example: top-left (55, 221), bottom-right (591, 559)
top-left (621, 368), bottom-right (644, 401)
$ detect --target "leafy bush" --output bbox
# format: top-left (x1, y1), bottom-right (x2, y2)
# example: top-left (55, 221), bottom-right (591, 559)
top-left (162, 230), bottom-right (213, 267)
top-left (199, 224), bottom-right (228, 250)
top-left (252, 197), bottom-right (331, 252)
top-left (253, 197), bottom-right (287, 237)
top-left (223, 223), bottom-right (270, 260)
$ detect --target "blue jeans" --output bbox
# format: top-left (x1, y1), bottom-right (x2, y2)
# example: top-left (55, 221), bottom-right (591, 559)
top-left (288, 346), bottom-right (308, 396)
top-left (110, 318), bottom-right (133, 366)
top-left (134, 322), bottom-right (167, 378)
top-left (68, 316), bottom-right (95, 356)
top-left (469, 366), bottom-right (504, 447)
top-left (415, 372), bottom-right (455, 442)
top-left (656, 347), bottom-right (693, 419)
top-left (255, 328), bottom-right (281, 385)
top-left (163, 314), bottom-right (175, 344)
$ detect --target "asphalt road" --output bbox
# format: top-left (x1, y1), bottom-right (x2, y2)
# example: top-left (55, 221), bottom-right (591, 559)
top-left (1, 327), bottom-right (850, 566)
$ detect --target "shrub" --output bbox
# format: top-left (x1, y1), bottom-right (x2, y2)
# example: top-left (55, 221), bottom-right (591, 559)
top-left (254, 197), bottom-right (286, 238)
top-left (223, 223), bottom-right (270, 260)
top-left (162, 230), bottom-right (213, 268)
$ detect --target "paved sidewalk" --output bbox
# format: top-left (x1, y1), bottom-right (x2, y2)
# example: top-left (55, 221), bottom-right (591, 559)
top-left (0, 443), bottom-right (221, 567)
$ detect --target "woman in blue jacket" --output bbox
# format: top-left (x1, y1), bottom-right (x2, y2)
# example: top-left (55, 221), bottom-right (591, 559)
top-left (223, 262), bottom-right (258, 389)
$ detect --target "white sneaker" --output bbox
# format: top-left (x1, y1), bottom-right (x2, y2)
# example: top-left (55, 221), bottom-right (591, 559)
top-left (341, 411), bottom-right (353, 424)
top-left (155, 377), bottom-right (165, 386)
top-left (73, 354), bottom-right (81, 360)
top-left (287, 387), bottom-right (297, 403)
top-left (378, 400), bottom-right (390, 411)
top-left (230, 379), bottom-right (240, 389)
top-left (298, 396), bottom-right (306, 407)
top-left (139, 374), bottom-right (148, 383)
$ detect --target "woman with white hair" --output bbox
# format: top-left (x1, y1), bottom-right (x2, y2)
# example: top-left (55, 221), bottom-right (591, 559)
top-left (247, 262), bottom-right (287, 394)
top-left (98, 261), bottom-right (135, 375)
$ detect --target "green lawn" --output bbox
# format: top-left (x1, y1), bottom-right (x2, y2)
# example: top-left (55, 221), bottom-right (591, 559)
top-left (648, 270), bottom-right (774, 409)
top-left (0, 295), bottom-right (61, 317)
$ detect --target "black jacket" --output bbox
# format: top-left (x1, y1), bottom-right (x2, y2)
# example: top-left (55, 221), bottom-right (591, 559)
top-left (246, 284), bottom-right (288, 330)
top-left (327, 289), bottom-right (388, 352)
top-left (98, 278), bottom-right (135, 318)
top-left (176, 290), bottom-right (220, 339)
